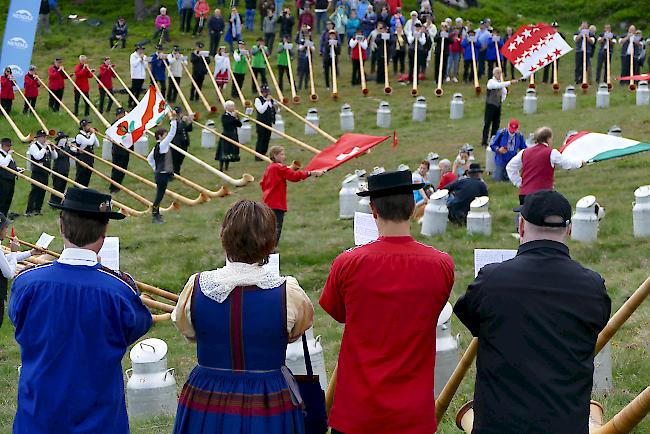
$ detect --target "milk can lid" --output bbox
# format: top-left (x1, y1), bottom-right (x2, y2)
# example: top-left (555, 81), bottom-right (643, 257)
top-left (437, 302), bottom-right (453, 326)
top-left (343, 173), bottom-right (358, 184)
top-left (634, 185), bottom-right (650, 198)
top-left (130, 338), bottom-right (168, 363)
top-left (470, 196), bottom-right (489, 209)
top-left (576, 195), bottom-right (596, 209)
top-left (431, 189), bottom-right (449, 200)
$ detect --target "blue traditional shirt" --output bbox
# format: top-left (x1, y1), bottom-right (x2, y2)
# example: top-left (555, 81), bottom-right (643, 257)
top-left (490, 128), bottom-right (527, 167)
top-left (9, 247), bottom-right (152, 434)
top-left (150, 53), bottom-right (167, 82)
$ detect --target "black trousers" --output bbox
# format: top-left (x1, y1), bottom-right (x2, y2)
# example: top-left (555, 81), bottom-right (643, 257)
top-left (0, 178), bottom-right (15, 216)
top-left (323, 60), bottom-right (338, 88)
top-left (351, 61), bottom-right (361, 85)
top-left (463, 59), bottom-right (474, 83)
top-left (264, 33), bottom-right (275, 50)
top-left (74, 90), bottom-right (90, 116)
top-left (109, 36), bottom-right (126, 49)
top-left (155, 79), bottom-right (167, 99)
top-left (190, 73), bottom-right (206, 101)
top-left (193, 17), bottom-right (206, 35)
top-left (75, 152), bottom-right (94, 187)
top-left (477, 50), bottom-right (486, 78)
top-left (99, 88), bottom-right (114, 113)
top-left (393, 50), bottom-right (405, 74)
top-left (49, 88), bottom-right (64, 111)
top-left (23, 97), bottom-right (37, 114)
top-left (0, 298), bottom-right (4, 330)
top-left (272, 208), bottom-right (285, 245)
top-left (180, 8), bottom-right (193, 32)
top-left (376, 56), bottom-right (385, 84)
top-left (172, 142), bottom-right (188, 174)
top-left (26, 172), bottom-right (48, 213)
top-left (50, 171), bottom-right (68, 204)
top-left (167, 77), bottom-right (181, 102)
top-left (574, 52), bottom-right (592, 83)
top-left (620, 55), bottom-right (640, 84)
top-left (0, 99), bottom-right (13, 113)
top-left (153, 172), bottom-right (172, 207)
top-left (130, 78), bottom-right (145, 107)
top-left (232, 73), bottom-right (245, 97)
top-left (110, 152), bottom-right (130, 191)
top-left (278, 65), bottom-right (289, 91)
top-left (252, 68), bottom-right (267, 93)
top-left (482, 103), bottom-right (501, 147)
top-left (255, 125), bottom-right (272, 156)
top-left (596, 51), bottom-right (612, 84)
top-left (209, 31), bottom-right (222, 56)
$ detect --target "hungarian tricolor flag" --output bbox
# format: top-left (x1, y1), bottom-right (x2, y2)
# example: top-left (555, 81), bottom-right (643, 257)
top-left (304, 133), bottom-right (389, 172)
top-left (500, 23), bottom-right (572, 78)
top-left (106, 85), bottom-right (170, 147)
top-left (560, 131), bottom-right (650, 163)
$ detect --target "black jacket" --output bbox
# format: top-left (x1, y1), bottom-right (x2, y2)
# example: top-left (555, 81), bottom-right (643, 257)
top-left (111, 22), bottom-right (128, 38)
top-left (454, 240), bottom-right (611, 434)
top-left (172, 119), bottom-right (193, 148)
top-left (208, 16), bottom-right (225, 34)
top-left (216, 112), bottom-right (242, 162)
top-left (446, 177), bottom-right (488, 222)
top-left (191, 52), bottom-right (210, 76)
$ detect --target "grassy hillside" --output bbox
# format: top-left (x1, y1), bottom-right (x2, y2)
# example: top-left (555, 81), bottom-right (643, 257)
top-left (0, 1), bottom-right (648, 433)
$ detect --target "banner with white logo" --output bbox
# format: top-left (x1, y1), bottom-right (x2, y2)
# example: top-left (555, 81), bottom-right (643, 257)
top-left (0, 0), bottom-right (41, 85)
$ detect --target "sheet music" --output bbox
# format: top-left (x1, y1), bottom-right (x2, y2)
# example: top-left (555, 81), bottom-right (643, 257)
top-left (474, 249), bottom-right (517, 277)
top-left (354, 212), bottom-right (379, 246)
top-left (98, 237), bottom-right (120, 271)
top-left (35, 233), bottom-right (55, 249)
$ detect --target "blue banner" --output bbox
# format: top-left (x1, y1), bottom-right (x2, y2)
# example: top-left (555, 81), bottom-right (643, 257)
top-left (0, 0), bottom-right (41, 86)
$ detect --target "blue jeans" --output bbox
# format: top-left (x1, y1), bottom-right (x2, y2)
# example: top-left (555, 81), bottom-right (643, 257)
top-left (245, 9), bottom-right (255, 30)
top-left (492, 164), bottom-right (509, 182)
top-left (446, 52), bottom-right (460, 78)
top-left (315, 11), bottom-right (327, 33)
top-left (274, 0), bottom-right (284, 16)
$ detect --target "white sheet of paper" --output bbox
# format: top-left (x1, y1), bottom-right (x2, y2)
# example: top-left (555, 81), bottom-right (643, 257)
top-left (99, 237), bottom-right (120, 271)
top-left (35, 233), bottom-right (55, 249)
top-left (354, 212), bottom-right (379, 246)
top-left (474, 249), bottom-right (517, 277)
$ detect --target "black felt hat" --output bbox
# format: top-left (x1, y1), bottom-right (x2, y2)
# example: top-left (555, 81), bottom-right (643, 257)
top-left (50, 187), bottom-right (125, 220)
top-left (513, 189), bottom-right (572, 228)
top-left (466, 163), bottom-right (484, 174)
top-left (357, 170), bottom-right (423, 197)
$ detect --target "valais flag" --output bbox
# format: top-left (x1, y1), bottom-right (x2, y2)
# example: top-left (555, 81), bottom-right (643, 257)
top-left (501, 24), bottom-right (572, 78)
top-left (106, 86), bottom-right (170, 147)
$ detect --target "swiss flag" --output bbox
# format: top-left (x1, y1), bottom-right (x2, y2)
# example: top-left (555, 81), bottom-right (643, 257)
top-left (304, 133), bottom-right (389, 172)
top-left (501, 24), bottom-right (573, 78)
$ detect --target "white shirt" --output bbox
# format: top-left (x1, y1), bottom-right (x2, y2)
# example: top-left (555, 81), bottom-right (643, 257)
top-left (505, 143), bottom-right (583, 188)
top-left (349, 38), bottom-right (368, 50)
top-left (0, 250), bottom-right (31, 279)
top-left (166, 53), bottom-right (187, 77)
top-left (75, 131), bottom-right (99, 150)
top-left (58, 247), bottom-right (98, 267)
top-left (0, 149), bottom-right (14, 166)
top-left (255, 97), bottom-right (273, 114)
top-left (407, 30), bottom-right (426, 45)
top-left (214, 54), bottom-right (231, 75)
top-left (147, 120), bottom-right (178, 169)
top-left (487, 78), bottom-right (511, 102)
top-left (427, 24), bottom-right (438, 40)
top-left (28, 142), bottom-right (57, 161)
top-left (130, 51), bottom-right (147, 80)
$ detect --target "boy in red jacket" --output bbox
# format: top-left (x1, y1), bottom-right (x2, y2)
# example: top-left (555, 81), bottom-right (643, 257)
top-left (73, 55), bottom-right (94, 116)
top-left (23, 66), bottom-right (40, 114)
top-left (260, 145), bottom-right (324, 246)
top-left (48, 58), bottom-right (65, 112)
top-left (98, 57), bottom-right (117, 113)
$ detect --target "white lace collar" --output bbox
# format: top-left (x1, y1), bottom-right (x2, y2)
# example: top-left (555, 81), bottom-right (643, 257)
top-left (199, 262), bottom-right (286, 303)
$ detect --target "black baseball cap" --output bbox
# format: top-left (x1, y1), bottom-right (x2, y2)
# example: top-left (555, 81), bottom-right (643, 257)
top-left (79, 119), bottom-right (92, 128)
top-left (1, 137), bottom-right (12, 146)
top-left (514, 190), bottom-right (572, 228)
top-left (115, 107), bottom-right (126, 116)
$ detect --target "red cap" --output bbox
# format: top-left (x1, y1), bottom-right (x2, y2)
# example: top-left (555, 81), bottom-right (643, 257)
top-left (508, 119), bottom-right (519, 133)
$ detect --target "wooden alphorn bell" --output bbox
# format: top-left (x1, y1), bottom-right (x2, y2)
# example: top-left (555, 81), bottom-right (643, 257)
top-left (285, 44), bottom-right (300, 104)
top-left (307, 43), bottom-right (319, 102)
top-left (11, 80), bottom-right (55, 136)
top-left (0, 101), bottom-right (33, 143)
top-left (260, 47), bottom-right (288, 103)
top-left (470, 39), bottom-right (481, 95)
top-left (581, 34), bottom-right (590, 92)
top-left (181, 61), bottom-right (218, 115)
top-left (200, 55), bottom-right (226, 108)
top-left (552, 60), bottom-right (560, 93)
top-left (383, 37), bottom-right (392, 95)
top-left (358, 43), bottom-right (369, 95)
top-left (411, 36), bottom-right (419, 97)
top-left (435, 34), bottom-right (446, 97)
top-left (331, 43), bottom-right (339, 100)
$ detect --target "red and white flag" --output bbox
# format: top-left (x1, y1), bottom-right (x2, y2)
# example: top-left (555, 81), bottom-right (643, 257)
top-left (106, 85), bottom-right (170, 148)
top-left (304, 133), bottom-right (389, 172)
top-left (500, 24), bottom-right (573, 78)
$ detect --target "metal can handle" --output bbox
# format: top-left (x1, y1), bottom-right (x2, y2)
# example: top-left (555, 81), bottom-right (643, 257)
top-left (139, 342), bottom-right (156, 352)
top-left (124, 368), bottom-right (133, 381)
top-left (164, 367), bottom-right (175, 381)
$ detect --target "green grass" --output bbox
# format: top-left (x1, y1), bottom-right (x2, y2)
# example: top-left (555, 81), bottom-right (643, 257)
top-left (0, 1), bottom-right (649, 433)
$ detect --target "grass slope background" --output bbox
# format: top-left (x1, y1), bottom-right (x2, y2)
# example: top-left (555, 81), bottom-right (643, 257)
top-left (0, 1), bottom-right (648, 433)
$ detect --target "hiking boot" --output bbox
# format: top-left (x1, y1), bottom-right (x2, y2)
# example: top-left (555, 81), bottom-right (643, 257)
top-left (152, 207), bottom-right (165, 224)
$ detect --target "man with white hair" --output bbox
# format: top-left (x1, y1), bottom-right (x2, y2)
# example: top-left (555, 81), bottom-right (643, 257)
top-left (454, 189), bottom-right (610, 434)
top-left (481, 66), bottom-right (518, 147)
top-left (73, 55), bottom-right (94, 117)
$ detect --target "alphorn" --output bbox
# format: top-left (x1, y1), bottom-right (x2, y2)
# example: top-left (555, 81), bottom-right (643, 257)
top-left (245, 55), bottom-right (263, 96)
top-left (192, 119), bottom-right (272, 162)
top-left (552, 60), bottom-right (560, 92)
top-left (436, 274), bottom-right (650, 422)
top-left (229, 62), bottom-right (251, 107)
top-left (109, 66), bottom-right (139, 104)
top-left (590, 386), bottom-right (650, 434)
top-left (11, 80), bottom-right (55, 136)
top-left (494, 38), bottom-right (502, 70)
top-left (200, 55), bottom-right (226, 107)
top-left (325, 363), bottom-right (338, 414)
top-left (164, 62), bottom-right (195, 118)
top-left (261, 47), bottom-right (288, 103)
top-left (383, 39), bottom-right (392, 95)
top-left (181, 61), bottom-right (218, 114)
top-left (435, 34), bottom-right (446, 97)
top-left (358, 43), bottom-right (369, 95)
top-left (0, 102), bottom-right (33, 143)
top-left (529, 73), bottom-right (535, 89)
top-left (307, 44), bottom-right (319, 101)
top-left (470, 40), bottom-right (481, 95)
top-left (411, 36), bottom-right (419, 96)
top-left (286, 45), bottom-right (300, 103)
top-left (628, 48), bottom-right (636, 92)
top-left (606, 40), bottom-right (612, 91)
top-left (61, 68), bottom-right (115, 125)
top-left (581, 35), bottom-right (589, 92)
top-left (331, 44), bottom-right (339, 100)
top-left (276, 101), bottom-right (336, 142)
top-left (90, 70), bottom-right (123, 109)
top-left (236, 109), bottom-right (320, 154)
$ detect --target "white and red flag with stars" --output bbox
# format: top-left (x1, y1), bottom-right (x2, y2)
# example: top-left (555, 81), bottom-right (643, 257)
top-left (501, 23), bottom-right (572, 78)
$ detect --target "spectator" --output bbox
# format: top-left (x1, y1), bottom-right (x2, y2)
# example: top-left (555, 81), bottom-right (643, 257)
top-left (263, 9), bottom-right (278, 48)
top-left (446, 27), bottom-right (462, 82)
top-left (275, 0), bottom-right (285, 19)
top-left (438, 159), bottom-right (456, 189)
top-left (208, 9), bottom-right (225, 56)
top-left (378, 6), bottom-right (390, 29)
top-left (386, 0), bottom-right (403, 14)
top-left (259, 0), bottom-right (275, 31)
top-left (279, 8), bottom-right (295, 38)
top-left (330, 5), bottom-right (348, 44)
top-left (154, 7), bottom-right (172, 43)
top-left (48, 0), bottom-right (63, 24)
top-left (475, 20), bottom-right (490, 78)
top-left (361, 5), bottom-right (377, 37)
top-left (193, 0), bottom-right (210, 35)
top-left (314, 0), bottom-right (329, 34)
top-left (38, 0), bottom-right (50, 35)
top-left (489, 119), bottom-right (526, 182)
top-left (452, 148), bottom-right (470, 177)
top-left (298, 5), bottom-right (315, 31)
top-left (110, 17), bottom-right (128, 49)
top-left (345, 10), bottom-right (361, 54)
top-left (412, 160), bottom-right (430, 207)
top-left (245, 0), bottom-right (257, 31)
top-left (224, 7), bottom-right (242, 52)
top-left (179, 0), bottom-right (196, 33)
top-left (446, 163), bottom-right (488, 225)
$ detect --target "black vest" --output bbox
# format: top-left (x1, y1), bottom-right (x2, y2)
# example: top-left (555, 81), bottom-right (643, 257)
top-left (0, 273), bottom-right (7, 301)
top-left (30, 143), bottom-right (52, 176)
top-left (0, 150), bottom-right (17, 181)
top-left (53, 144), bottom-right (71, 175)
top-left (486, 87), bottom-right (502, 107)
top-left (256, 96), bottom-right (276, 125)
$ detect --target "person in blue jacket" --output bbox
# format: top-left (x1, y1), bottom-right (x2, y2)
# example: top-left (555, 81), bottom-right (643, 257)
top-left (462, 29), bottom-right (479, 83)
top-left (489, 118), bottom-right (526, 181)
top-left (150, 44), bottom-right (168, 97)
top-left (9, 187), bottom-right (152, 434)
top-left (485, 29), bottom-right (504, 74)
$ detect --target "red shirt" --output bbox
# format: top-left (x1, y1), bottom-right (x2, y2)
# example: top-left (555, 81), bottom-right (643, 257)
top-left (74, 63), bottom-right (93, 93)
top-left (48, 65), bottom-right (65, 90)
top-left (520, 144), bottom-right (554, 196)
top-left (387, 0), bottom-right (403, 14)
top-left (351, 40), bottom-right (368, 60)
top-left (260, 162), bottom-right (309, 211)
top-left (99, 64), bottom-right (116, 90)
top-left (0, 76), bottom-right (14, 99)
top-left (438, 171), bottom-right (457, 190)
top-left (24, 72), bottom-right (40, 98)
top-left (320, 236), bottom-right (454, 434)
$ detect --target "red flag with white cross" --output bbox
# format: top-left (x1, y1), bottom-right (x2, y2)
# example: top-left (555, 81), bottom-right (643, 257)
top-left (500, 23), bottom-right (573, 78)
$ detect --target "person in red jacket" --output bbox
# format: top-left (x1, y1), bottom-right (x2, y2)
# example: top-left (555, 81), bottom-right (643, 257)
top-left (48, 58), bottom-right (65, 112)
top-left (349, 28), bottom-right (368, 86)
top-left (73, 55), bottom-right (95, 117)
top-left (0, 67), bottom-right (15, 114)
top-left (23, 66), bottom-right (40, 114)
top-left (98, 57), bottom-right (117, 114)
top-left (260, 145), bottom-right (324, 246)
